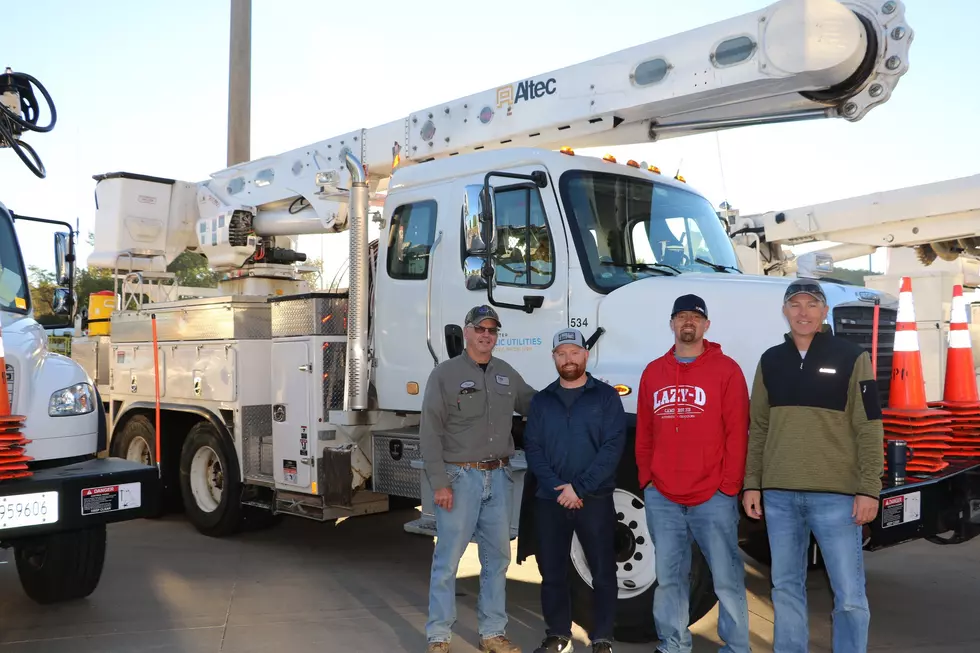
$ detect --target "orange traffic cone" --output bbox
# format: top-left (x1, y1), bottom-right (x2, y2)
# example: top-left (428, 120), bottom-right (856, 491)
top-left (927, 284), bottom-right (980, 461)
top-left (0, 321), bottom-right (32, 481)
top-left (887, 277), bottom-right (931, 414)
top-left (883, 277), bottom-right (953, 476)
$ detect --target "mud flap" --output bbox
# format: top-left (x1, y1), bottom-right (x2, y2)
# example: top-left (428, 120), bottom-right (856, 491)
top-left (318, 446), bottom-right (353, 507)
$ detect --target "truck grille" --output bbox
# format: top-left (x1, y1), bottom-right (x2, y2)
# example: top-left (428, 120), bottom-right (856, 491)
top-left (832, 305), bottom-right (897, 408)
top-left (4, 364), bottom-right (11, 408)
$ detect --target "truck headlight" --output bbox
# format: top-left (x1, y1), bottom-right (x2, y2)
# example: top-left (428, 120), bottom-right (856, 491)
top-left (49, 383), bottom-right (96, 416)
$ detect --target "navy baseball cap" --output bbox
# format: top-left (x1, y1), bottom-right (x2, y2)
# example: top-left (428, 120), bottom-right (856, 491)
top-left (671, 294), bottom-right (708, 319)
top-left (783, 279), bottom-right (826, 304)
top-left (552, 328), bottom-right (586, 351)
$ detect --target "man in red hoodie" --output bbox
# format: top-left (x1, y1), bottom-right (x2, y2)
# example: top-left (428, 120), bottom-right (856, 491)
top-left (636, 294), bottom-right (750, 653)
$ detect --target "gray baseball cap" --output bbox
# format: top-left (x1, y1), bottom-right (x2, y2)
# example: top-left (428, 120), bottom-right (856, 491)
top-left (783, 279), bottom-right (826, 304)
top-left (553, 328), bottom-right (586, 351)
top-left (465, 304), bottom-right (501, 328)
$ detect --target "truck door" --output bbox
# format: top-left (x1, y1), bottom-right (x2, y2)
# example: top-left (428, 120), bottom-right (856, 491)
top-left (433, 164), bottom-right (569, 392)
top-left (373, 187), bottom-right (445, 412)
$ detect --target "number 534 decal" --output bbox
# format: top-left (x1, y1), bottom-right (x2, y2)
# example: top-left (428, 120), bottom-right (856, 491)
top-left (569, 317), bottom-right (589, 328)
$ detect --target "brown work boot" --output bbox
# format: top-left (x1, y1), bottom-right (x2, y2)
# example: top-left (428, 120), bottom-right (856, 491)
top-left (480, 635), bottom-right (522, 653)
top-left (426, 641), bottom-right (450, 653)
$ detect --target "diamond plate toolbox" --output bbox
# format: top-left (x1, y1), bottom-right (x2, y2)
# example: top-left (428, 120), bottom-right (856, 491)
top-left (269, 292), bottom-right (349, 338)
top-left (110, 296), bottom-right (272, 342)
top-left (372, 429), bottom-right (422, 500)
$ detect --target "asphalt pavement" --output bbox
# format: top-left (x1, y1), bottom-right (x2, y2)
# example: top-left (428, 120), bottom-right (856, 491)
top-left (0, 508), bottom-right (977, 652)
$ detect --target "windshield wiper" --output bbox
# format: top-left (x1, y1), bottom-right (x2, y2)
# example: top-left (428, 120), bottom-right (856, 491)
top-left (601, 261), bottom-right (680, 276)
top-left (695, 257), bottom-right (742, 273)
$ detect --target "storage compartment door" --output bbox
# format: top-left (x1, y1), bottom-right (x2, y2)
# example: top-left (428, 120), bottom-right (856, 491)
top-left (271, 340), bottom-right (313, 490)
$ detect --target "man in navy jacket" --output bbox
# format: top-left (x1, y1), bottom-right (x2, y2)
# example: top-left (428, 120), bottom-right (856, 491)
top-left (524, 328), bottom-right (627, 653)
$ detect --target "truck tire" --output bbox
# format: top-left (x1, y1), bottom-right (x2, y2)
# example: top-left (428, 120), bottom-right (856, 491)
top-left (567, 487), bottom-right (717, 643)
top-left (113, 414), bottom-right (171, 517)
top-left (14, 525), bottom-right (107, 604)
top-left (178, 421), bottom-right (243, 537)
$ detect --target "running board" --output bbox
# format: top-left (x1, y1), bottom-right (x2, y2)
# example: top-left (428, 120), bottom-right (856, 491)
top-left (273, 489), bottom-right (389, 522)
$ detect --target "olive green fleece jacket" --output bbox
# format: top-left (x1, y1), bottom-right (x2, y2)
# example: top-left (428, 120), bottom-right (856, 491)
top-left (744, 331), bottom-right (884, 499)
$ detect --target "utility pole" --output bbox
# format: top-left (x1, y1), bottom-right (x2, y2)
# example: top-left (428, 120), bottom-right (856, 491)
top-left (227, 0), bottom-right (251, 166)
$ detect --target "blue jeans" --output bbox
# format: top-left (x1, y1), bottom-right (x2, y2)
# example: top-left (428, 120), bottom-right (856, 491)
top-left (426, 463), bottom-right (514, 643)
top-left (763, 490), bottom-right (870, 653)
top-left (644, 486), bottom-right (749, 653)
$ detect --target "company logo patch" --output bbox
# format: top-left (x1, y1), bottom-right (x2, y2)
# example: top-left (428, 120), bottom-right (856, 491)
top-left (460, 380), bottom-right (476, 389)
top-left (495, 374), bottom-right (510, 386)
top-left (558, 332), bottom-right (577, 342)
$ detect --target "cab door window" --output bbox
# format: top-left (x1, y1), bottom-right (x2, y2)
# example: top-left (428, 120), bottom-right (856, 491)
top-left (386, 200), bottom-right (437, 280)
top-left (490, 186), bottom-right (554, 288)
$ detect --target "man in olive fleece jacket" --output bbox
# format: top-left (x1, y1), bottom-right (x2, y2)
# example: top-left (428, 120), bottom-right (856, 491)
top-left (742, 279), bottom-right (883, 653)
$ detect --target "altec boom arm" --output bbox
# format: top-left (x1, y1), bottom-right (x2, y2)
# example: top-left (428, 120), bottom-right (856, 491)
top-left (87, 0), bottom-right (912, 270)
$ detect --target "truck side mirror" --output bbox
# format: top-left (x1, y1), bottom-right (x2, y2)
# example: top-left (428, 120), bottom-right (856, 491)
top-left (52, 287), bottom-right (74, 316)
top-left (462, 184), bottom-right (491, 256)
top-left (54, 231), bottom-right (71, 285)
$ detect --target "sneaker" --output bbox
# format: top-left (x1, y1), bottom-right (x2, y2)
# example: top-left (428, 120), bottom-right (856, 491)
top-left (591, 641), bottom-right (613, 653)
top-left (479, 635), bottom-right (522, 653)
top-left (533, 635), bottom-right (574, 653)
top-left (426, 641), bottom-right (450, 653)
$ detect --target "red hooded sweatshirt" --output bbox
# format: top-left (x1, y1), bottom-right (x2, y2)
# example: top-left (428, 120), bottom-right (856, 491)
top-left (635, 339), bottom-right (749, 506)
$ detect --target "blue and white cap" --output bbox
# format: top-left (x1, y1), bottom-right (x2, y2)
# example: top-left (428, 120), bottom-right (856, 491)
top-left (552, 328), bottom-right (586, 351)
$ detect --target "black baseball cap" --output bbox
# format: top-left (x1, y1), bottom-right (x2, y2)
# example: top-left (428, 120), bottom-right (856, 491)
top-left (671, 294), bottom-right (707, 319)
top-left (783, 279), bottom-right (826, 304)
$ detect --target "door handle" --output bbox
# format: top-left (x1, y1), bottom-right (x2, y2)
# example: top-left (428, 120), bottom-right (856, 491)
top-left (298, 364), bottom-right (312, 372)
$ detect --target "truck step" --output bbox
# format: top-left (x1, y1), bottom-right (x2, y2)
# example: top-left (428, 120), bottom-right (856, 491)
top-left (273, 488), bottom-right (389, 522)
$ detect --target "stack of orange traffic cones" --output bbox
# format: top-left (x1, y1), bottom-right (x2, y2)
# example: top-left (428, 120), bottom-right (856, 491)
top-left (882, 277), bottom-right (953, 475)
top-left (927, 284), bottom-right (980, 461)
top-left (0, 321), bottom-right (32, 481)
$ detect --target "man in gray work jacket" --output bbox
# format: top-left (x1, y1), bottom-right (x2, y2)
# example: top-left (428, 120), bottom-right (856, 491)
top-left (421, 304), bottom-right (537, 653)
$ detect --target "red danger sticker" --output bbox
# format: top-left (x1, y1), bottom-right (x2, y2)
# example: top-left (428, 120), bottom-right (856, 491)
top-left (83, 486), bottom-right (119, 497)
top-left (81, 482), bottom-right (142, 515)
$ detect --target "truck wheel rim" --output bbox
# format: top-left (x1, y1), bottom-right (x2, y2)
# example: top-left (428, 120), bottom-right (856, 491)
top-left (570, 488), bottom-right (657, 600)
top-left (126, 436), bottom-right (151, 466)
top-left (190, 446), bottom-right (223, 513)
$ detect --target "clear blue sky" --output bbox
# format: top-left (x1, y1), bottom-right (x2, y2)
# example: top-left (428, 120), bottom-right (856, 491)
top-left (3, 0), bottom-right (977, 278)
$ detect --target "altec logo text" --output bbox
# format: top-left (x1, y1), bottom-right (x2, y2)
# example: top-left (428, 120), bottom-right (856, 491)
top-left (496, 77), bottom-right (557, 114)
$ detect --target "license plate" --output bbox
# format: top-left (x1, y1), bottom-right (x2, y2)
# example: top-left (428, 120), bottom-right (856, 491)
top-left (0, 491), bottom-right (59, 530)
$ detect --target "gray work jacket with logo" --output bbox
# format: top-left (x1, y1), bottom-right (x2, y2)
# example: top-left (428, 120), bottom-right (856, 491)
top-left (420, 351), bottom-right (537, 491)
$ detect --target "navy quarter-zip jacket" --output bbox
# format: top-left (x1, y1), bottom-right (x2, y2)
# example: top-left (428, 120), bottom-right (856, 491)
top-left (523, 373), bottom-right (627, 500)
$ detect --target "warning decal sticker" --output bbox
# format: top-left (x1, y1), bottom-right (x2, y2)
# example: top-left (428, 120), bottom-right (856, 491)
top-left (881, 491), bottom-right (921, 528)
top-left (81, 482), bottom-right (142, 516)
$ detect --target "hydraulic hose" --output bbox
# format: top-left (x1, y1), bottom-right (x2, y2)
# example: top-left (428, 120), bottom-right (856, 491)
top-left (0, 69), bottom-right (57, 178)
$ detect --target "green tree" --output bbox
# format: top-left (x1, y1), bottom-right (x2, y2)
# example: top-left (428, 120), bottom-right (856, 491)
top-left (300, 257), bottom-right (323, 290)
top-left (167, 251), bottom-right (219, 288)
top-left (27, 266), bottom-right (62, 326)
top-left (828, 268), bottom-right (879, 285)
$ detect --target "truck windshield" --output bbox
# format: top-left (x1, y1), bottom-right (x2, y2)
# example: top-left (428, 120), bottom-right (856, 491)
top-left (0, 207), bottom-right (30, 315)
top-left (558, 170), bottom-right (741, 292)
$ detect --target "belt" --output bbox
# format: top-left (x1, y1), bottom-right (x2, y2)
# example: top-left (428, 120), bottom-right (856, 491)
top-left (449, 457), bottom-right (509, 470)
